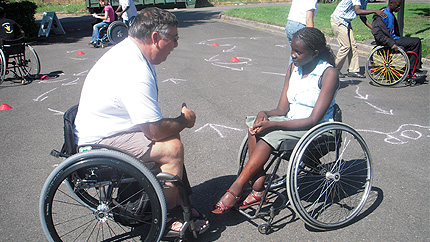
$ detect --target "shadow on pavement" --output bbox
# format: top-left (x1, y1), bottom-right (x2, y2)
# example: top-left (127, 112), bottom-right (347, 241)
top-left (32, 8), bottom-right (221, 46)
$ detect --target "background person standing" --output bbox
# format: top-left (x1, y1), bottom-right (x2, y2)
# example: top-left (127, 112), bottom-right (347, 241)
top-left (285, 0), bottom-right (318, 64)
top-left (330, 0), bottom-right (386, 78)
top-left (116, 0), bottom-right (138, 27)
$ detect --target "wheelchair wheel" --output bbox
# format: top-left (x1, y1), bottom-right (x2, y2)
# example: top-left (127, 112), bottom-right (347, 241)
top-left (20, 44), bottom-right (40, 78)
top-left (40, 149), bottom-right (167, 242)
top-left (237, 134), bottom-right (288, 189)
top-left (0, 49), bottom-right (5, 84)
top-left (108, 21), bottom-right (128, 45)
top-left (366, 46), bottom-right (409, 86)
top-left (287, 122), bottom-right (372, 230)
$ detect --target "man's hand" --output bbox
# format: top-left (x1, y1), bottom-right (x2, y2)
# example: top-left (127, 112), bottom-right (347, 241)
top-left (181, 103), bottom-right (196, 128)
top-left (376, 9), bottom-right (387, 18)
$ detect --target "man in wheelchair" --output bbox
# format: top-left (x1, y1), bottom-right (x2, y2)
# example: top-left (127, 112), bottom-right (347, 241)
top-left (0, 6), bottom-right (24, 40)
top-left (371, 0), bottom-right (426, 77)
top-left (75, 7), bottom-right (209, 235)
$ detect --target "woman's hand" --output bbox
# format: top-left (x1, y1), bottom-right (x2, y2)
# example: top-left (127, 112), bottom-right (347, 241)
top-left (249, 111), bottom-right (268, 135)
top-left (250, 120), bottom-right (272, 136)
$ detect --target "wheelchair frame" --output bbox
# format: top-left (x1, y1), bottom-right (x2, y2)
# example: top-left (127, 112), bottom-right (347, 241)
top-left (0, 39), bottom-right (40, 85)
top-left (95, 20), bottom-right (129, 48)
top-left (365, 45), bottom-right (425, 87)
top-left (39, 105), bottom-right (203, 242)
top-left (236, 105), bottom-right (373, 233)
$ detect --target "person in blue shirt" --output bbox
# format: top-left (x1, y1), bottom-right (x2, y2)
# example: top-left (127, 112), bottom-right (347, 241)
top-left (371, 0), bottom-right (426, 77)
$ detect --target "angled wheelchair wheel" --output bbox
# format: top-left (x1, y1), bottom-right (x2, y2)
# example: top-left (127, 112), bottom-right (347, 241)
top-left (287, 122), bottom-right (372, 230)
top-left (19, 44), bottom-right (40, 78)
top-left (366, 46), bottom-right (409, 86)
top-left (108, 21), bottom-right (128, 45)
top-left (237, 134), bottom-right (288, 189)
top-left (40, 149), bottom-right (167, 242)
top-left (0, 49), bottom-right (6, 84)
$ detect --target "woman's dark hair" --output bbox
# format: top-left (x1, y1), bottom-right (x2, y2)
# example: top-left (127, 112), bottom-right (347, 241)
top-left (129, 7), bottom-right (178, 42)
top-left (292, 27), bottom-right (335, 66)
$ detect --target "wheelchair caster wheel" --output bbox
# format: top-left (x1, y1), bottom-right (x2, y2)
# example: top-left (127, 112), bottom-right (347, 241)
top-left (258, 223), bottom-right (271, 234)
top-left (174, 238), bottom-right (188, 242)
top-left (408, 79), bottom-right (416, 86)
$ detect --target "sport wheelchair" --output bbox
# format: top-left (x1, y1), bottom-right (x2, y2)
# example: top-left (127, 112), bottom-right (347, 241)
top-left (365, 44), bottom-right (426, 86)
top-left (0, 38), bottom-right (40, 85)
top-left (236, 104), bottom-right (373, 233)
top-left (94, 20), bottom-right (128, 48)
top-left (39, 105), bottom-right (204, 242)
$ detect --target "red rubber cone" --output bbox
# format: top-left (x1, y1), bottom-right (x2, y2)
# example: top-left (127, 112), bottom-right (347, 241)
top-left (230, 57), bottom-right (240, 62)
top-left (0, 103), bottom-right (12, 111)
top-left (211, 43), bottom-right (219, 47)
top-left (77, 51), bottom-right (85, 55)
top-left (41, 74), bottom-right (50, 80)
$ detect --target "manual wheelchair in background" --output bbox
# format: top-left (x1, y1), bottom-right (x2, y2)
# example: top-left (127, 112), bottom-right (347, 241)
top-left (0, 38), bottom-right (40, 85)
top-left (93, 20), bottom-right (129, 48)
top-left (40, 105), bottom-right (204, 242)
top-left (365, 43), bottom-right (426, 87)
top-left (236, 104), bottom-right (373, 233)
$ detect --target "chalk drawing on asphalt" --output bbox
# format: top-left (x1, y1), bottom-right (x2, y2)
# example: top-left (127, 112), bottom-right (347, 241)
top-left (195, 123), bottom-right (243, 138)
top-left (357, 124), bottom-right (430, 145)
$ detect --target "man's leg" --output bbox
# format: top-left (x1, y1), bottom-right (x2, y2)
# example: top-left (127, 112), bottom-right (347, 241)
top-left (347, 26), bottom-right (360, 73)
top-left (96, 132), bottom-right (184, 209)
top-left (331, 18), bottom-right (350, 72)
top-left (396, 37), bottom-right (423, 73)
top-left (144, 136), bottom-right (184, 209)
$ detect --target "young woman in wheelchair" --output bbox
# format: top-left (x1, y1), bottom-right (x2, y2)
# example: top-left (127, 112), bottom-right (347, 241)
top-left (89, 0), bottom-right (115, 47)
top-left (212, 27), bottom-right (340, 214)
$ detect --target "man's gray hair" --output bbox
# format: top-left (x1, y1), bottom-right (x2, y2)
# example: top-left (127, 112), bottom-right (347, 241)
top-left (128, 7), bottom-right (178, 42)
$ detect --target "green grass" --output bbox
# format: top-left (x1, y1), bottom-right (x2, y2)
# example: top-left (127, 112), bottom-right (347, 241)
top-left (223, 3), bottom-right (430, 58)
top-left (34, 1), bottom-right (88, 15)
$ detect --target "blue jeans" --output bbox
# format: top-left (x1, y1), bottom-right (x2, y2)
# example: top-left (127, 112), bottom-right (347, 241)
top-left (124, 16), bottom-right (135, 28)
top-left (92, 21), bottom-right (110, 43)
top-left (285, 20), bottom-right (306, 65)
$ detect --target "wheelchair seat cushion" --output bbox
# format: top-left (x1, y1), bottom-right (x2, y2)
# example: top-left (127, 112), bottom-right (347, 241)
top-left (1, 38), bottom-right (25, 57)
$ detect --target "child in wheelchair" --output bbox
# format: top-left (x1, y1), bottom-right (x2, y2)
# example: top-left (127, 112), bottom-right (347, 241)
top-left (0, 7), bottom-right (24, 40)
top-left (212, 27), bottom-right (340, 214)
top-left (89, 0), bottom-right (115, 47)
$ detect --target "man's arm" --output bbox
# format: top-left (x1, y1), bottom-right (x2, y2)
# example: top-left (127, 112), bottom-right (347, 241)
top-left (355, 5), bottom-right (387, 29)
top-left (139, 105), bottom-right (196, 142)
top-left (371, 14), bottom-right (397, 49)
top-left (305, 9), bottom-right (315, 27)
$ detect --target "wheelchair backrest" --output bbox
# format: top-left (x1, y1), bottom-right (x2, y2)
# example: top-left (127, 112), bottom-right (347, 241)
top-left (60, 104), bottom-right (79, 156)
top-left (0, 38), bottom-right (25, 57)
top-left (333, 103), bottom-right (342, 122)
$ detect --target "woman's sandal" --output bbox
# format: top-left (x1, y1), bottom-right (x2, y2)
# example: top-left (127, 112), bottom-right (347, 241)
top-left (211, 190), bottom-right (242, 215)
top-left (239, 190), bottom-right (268, 209)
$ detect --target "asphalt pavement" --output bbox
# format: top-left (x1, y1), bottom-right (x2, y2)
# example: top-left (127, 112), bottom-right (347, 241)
top-left (0, 4), bottom-right (429, 242)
